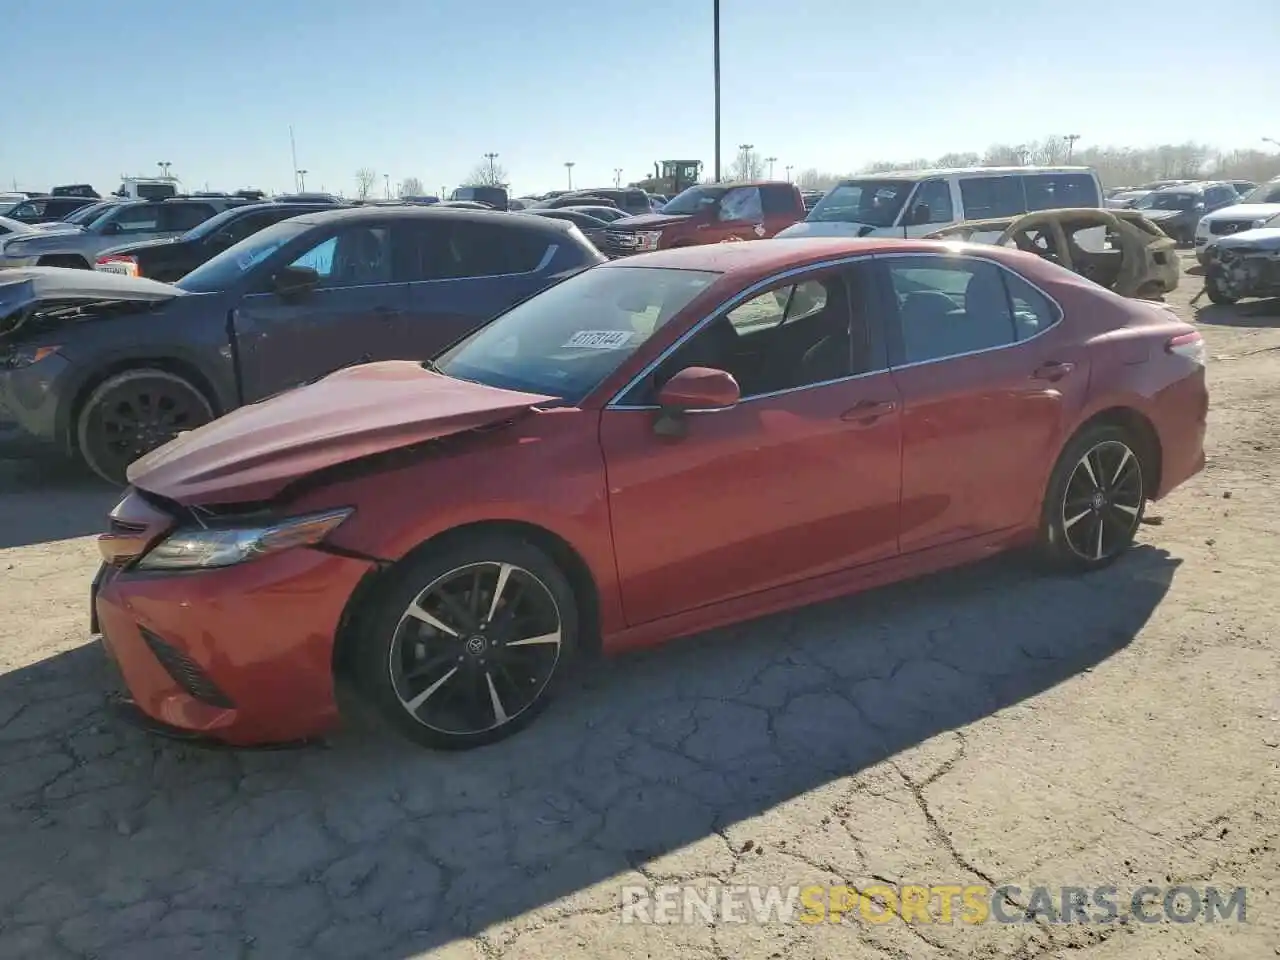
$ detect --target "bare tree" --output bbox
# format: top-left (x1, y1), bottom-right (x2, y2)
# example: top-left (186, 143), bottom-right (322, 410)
top-left (935, 151), bottom-right (981, 168)
top-left (398, 176), bottom-right (425, 197)
top-left (354, 167), bottom-right (378, 201)
top-left (464, 161), bottom-right (509, 187)
top-left (729, 148), bottom-right (764, 181)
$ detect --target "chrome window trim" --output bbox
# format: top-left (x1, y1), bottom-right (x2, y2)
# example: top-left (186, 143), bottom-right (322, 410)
top-left (604, 249), bottom-right (1064, 411)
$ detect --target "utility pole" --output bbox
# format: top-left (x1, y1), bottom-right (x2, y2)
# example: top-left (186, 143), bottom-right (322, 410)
top-left (384, 173), bottom-right (391, 199)
top-left (565, 161), bottom-right (575, 190)
top-left (1063, 133), bottom-right (1081, 162)
top-left (784, 164), bottom-right (793, 182)
top-left (713, 0), bottom-right (721, 183)
top-left (738, 144), bottom-right (753, 178)
top-left (765, 156), bottom-right (777, 179)
top-left (296, 169), bottom-right (308, 191)
top-left (614, 167), bottom-right (623, 187)
top-left (289, 125), bottom-right (299, 192)
top-left (484, 152), bottom-right (499, 184)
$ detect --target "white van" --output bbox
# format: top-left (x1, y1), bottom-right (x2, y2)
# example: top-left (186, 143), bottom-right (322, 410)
top-left (778, 166), bottom-right (1104, 241)
top-left (112, 177), bottom-right (179, 201)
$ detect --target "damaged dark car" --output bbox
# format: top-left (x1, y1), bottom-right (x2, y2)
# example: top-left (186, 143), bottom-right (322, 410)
top-left (1202, 217), bottom-right (1280, 306)
top-left (0, 207), bottom-right (603, 484)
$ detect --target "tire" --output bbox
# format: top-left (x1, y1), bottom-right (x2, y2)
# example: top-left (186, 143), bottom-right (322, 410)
top-left (1204, 266), bottom-right (1239, 306)
top-left (37, 255), bottom-right (89, 269)
top-left (352, 534), bottom-right (579, 750)
top-left (1038, 424), bottom-right (1146, 572)
top-left (76, 369), bottom-right (216, 485)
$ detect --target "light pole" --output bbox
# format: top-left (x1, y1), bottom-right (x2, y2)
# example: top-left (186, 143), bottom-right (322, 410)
top-left (1264, 137), bottom-right (1280, 149)
top-left (713, 0), bottom-right (721, 182)
top-left (738, 144), bottom-right (753, 178)
top-left (565, 161), bottom-right (575, 190)
top-left (765, 156), bottom-right (777, 179)
top-left (785, 164), bottom-right (793, 182)
top-left (296, 169), bottom-right (308, 191)
top-left (614, 167), bottom-right (623, 187)
top-left (484, 152), bottom-right (499, 184)
top-left (1063, 133), bottom-right (1081, 162)
top-left (289, 125), bottom-right (299, 192)
top-left (384, 173), bottom-right (391, 199)
top-left (157, 161), bottom-right (172, 179)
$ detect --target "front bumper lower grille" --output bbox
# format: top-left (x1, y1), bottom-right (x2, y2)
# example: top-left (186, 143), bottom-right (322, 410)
top-left (140, 627), bottom-right (234, 708)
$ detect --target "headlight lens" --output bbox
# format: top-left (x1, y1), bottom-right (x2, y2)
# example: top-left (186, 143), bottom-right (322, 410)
top-left (635, 230), bottom-right (663, 251)
top-left (136, 507), bottom-right (353, 570)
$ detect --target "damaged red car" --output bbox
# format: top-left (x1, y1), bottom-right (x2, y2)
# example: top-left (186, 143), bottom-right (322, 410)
top-left (92, 238), bottom-right (1209, 749)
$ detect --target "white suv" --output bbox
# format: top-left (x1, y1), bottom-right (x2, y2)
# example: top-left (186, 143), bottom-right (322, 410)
top-left (1194, 178), bottom-right (1280, 264)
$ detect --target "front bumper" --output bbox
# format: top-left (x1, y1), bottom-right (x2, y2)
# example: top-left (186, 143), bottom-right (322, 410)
top-left (0, 351), bottom-right (74, 443)
top-left (93, 547), bottom-right (376, 746)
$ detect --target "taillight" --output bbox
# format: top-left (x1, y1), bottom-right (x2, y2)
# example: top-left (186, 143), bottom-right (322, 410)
top-left (1166, 331), bottom-right (1206, 366)
top-left (95, 254), bottom-right (140, 277)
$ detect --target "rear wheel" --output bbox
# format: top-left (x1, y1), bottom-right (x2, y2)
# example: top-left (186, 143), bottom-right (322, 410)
top-left (1039, 424), bottom-right (1146, 571)
top-left (76, 369), bottom-right (215, 485)
top-left (353, 534), bottom-right (578, 750)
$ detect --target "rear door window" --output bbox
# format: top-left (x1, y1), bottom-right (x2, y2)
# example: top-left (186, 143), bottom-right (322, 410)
top-left (160, 203), bottom-right (217, 232)
top-left (407, 221), bottom-right (547, 280)
top-left (110, 205), bottom-right (163, 233)
top-left (959, 176), bottom-right (1026, 219)
top-left (1023, 173), bottom-right (1100, 211)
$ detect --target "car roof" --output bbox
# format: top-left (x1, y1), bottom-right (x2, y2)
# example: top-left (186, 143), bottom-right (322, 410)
top-left (287, 205), bottom-right (580, 233)
top-left (602, 237), bottom-right (1040, 281)
top-left (849, 165), bottom-right (1094, 181)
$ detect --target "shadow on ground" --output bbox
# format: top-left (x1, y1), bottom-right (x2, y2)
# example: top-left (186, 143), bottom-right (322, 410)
top-left (1194, 298), bottom-right (1280, 328)
top-left (0, 441), bottom-right (118, 549)
top-left (0, 544), bottom-right (1181, 958)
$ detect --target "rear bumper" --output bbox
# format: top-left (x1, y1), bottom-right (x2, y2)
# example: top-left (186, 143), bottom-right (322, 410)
top-left (1150, 367), bottom-right (1208, 499)
top-left (93, 548), bottom-right (375, 746)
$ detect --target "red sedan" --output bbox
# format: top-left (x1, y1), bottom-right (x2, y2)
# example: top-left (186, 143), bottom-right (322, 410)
top-left (92, 238), bottom-right (1208, 749)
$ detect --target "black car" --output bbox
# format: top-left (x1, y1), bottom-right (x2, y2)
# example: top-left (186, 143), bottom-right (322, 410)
top-left (4, 195), bottom-right (99, 224)
top-left (520, 208), bottom-right (610, 247)
top-left (0, 207), bottom-right (604, 483)
top-left (1133, 181), bottom-right (1239, 244)
top-left (543, 188), bottom-right (653, 216)
top-left (95, 200), bottom-right (345, 282)
top-left (450, 185), bottom-right (509, 210)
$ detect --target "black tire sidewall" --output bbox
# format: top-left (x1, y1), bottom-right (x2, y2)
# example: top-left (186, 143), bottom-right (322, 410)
top-left (352, 533), bottom-right (579, 751)
top-left (1204, 266), bottom-right (1238, 306)
top-left (76, 369), bottom-right (214, 485)
top-left (1039, 424), bottom-right (1146, 572)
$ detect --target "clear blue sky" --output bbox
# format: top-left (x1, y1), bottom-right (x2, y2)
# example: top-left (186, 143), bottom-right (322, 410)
top-left (6, 0), bottom-right (1278, 196)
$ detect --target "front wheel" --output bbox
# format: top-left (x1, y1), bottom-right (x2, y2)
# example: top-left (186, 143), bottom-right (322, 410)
top-left (76, 369), bottom-right (215, 484)
top-left (1204, 265), bottom-right (1240, 305)
top-left (353, 535), bottom-right (579, 750)
top-left (1039, 425), bottom-right (1146, 571)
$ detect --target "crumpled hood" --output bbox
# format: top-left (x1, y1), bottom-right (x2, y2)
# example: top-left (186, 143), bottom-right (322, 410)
top-left (127, 361), bottom-right (558, 505)
top-left (1210, 226), bottom-right (1280, 250)
top-left (608, 212), bottom-right (692, 230)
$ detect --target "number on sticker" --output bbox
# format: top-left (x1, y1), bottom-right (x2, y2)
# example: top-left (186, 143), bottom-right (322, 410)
top-left (563, 330), bottom-right (633, 349)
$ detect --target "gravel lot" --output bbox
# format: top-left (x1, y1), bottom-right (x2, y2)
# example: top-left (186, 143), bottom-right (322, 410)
top-left (0, 256), bottom-right (1277, 959)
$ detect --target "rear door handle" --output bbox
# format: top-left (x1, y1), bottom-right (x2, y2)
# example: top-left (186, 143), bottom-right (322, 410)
top-left (841, 399), bottom-right (897, 424)
top-left (1031, 360), bottom-right (1075, 382)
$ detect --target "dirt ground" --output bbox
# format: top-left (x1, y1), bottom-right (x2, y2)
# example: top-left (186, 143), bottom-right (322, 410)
top-left (0, 254), bottom-right (1276, 959)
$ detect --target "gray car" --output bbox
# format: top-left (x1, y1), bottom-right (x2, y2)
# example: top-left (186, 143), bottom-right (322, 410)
top-left (0, 197), bottom-right (247, 270)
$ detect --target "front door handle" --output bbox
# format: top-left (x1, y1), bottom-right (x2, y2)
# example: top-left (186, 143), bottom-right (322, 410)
top-left (841, 399), bottom-right (897, 424)
top-left (1031, 360), bottom-right (1075, 382)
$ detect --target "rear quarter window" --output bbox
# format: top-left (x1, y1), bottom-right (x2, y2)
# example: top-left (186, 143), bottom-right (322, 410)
top-left (960, 176), bottom-right (1026, 219)
top-left (1024, 173), bottom-right (1100, 211)
top-left (999, 270), bottom-right (1061, 341)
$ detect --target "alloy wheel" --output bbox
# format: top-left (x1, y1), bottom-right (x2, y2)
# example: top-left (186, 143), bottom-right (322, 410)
top-left (99, 385), bottom-right (208, 463)
top-left (388, 561), bottom-right (563, 736)
top-left (1060, 439), bottom-right (1144, 562)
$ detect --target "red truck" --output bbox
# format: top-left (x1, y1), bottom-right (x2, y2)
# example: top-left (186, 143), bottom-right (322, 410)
top-left (598, 180), bottom-right (805, 257)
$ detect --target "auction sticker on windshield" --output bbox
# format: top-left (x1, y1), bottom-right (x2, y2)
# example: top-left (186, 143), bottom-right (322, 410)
top-left (563, 330), bottom-right (634, 349)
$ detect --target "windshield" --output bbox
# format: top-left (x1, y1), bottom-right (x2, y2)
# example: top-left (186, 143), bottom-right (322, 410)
top-left (1241, 182), bottom-right (1280, 204)
top-left (805, 179), bottom-right (913, 227)
top-left (661, 185), bottom-right (727, 215)
top-left (65, 201), bottom-right (114, 225)
top-left (435, 265), bottom-right (719, 402)
top-left (1137, 192), bottom-right (1197, 211)
top-left (176, 219), bottom-right (309, 293)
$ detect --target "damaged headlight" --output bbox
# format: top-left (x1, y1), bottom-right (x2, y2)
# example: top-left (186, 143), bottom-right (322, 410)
top-left (1, 344), bottom-right (61, 370)
top-left (136, 507), bottom-right (353, 570)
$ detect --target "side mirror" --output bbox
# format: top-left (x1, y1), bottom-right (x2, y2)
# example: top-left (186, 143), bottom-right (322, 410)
top-left (657, 366), bottom-right (740, 411)
top-left (272, 264), bottom-right (319, 298)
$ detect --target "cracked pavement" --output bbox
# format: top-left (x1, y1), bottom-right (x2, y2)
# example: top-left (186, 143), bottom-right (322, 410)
top-left (0, 269), bottom-right (1276, 959)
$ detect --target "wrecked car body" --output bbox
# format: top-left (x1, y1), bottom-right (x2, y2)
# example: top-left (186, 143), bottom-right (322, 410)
top-left (926, 207), bottom-right (1179, 298)
top-left (1202, 224), bottom-right (1280, 305)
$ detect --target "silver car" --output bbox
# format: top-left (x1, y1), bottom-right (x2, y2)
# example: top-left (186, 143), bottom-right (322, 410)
top-left (0, 197), bottom-right (245, 270)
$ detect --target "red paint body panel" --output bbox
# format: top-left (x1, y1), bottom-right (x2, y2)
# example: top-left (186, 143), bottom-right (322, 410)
top-left (96, 238), bottom-right (1209, 745)
top-left (96, 549), bottom-right (373, 744)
